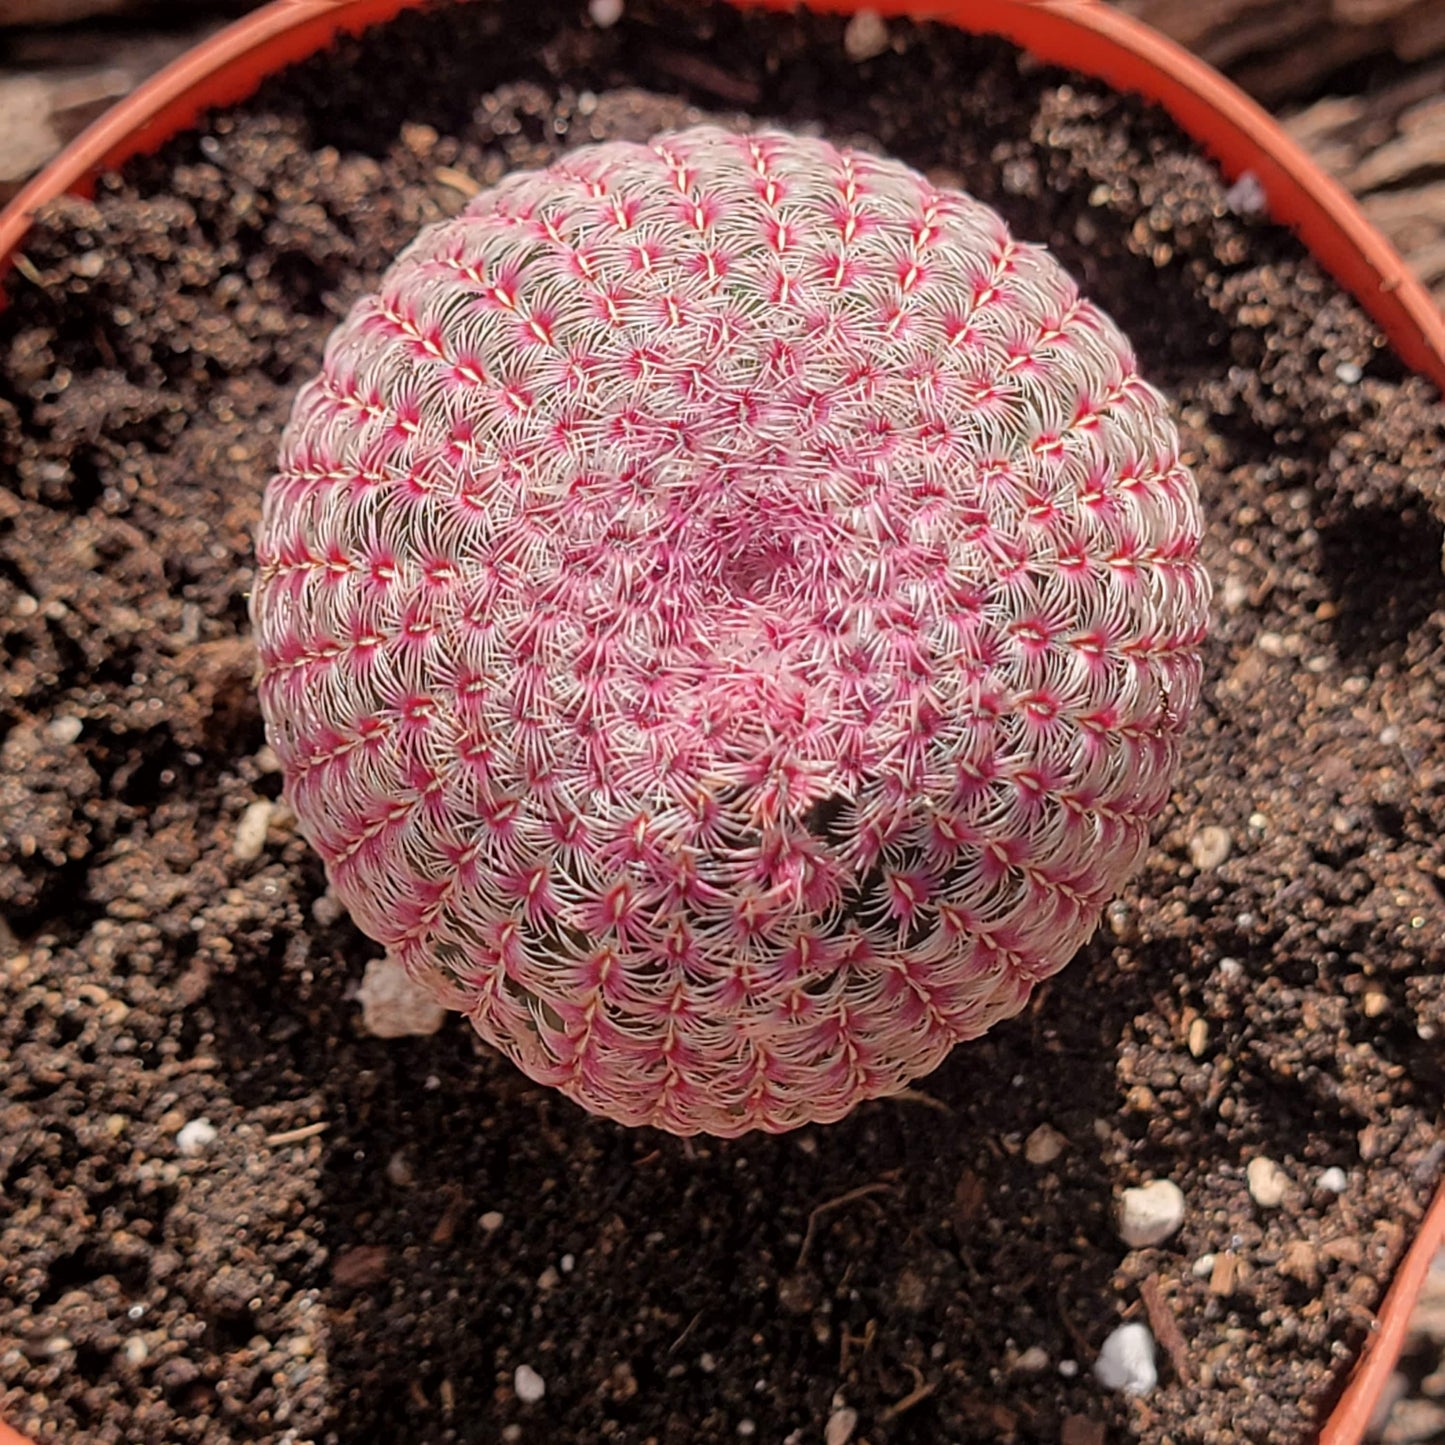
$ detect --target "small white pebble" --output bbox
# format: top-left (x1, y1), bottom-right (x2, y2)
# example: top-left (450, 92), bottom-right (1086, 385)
top-left (1094, 1321), bottom-right (1157, 1397)
top-left (514, 1364), bottom-right (546, 1403)
top-left (1105, 899), bottom-right (1136, 942)
top-left (176, 1118), bottom-right (218, 1156)
top-left (255, 744), bottom-right (282, 773)
top-left (311, 889), bottom-right (345, 927)
top-left (1024, 1123), bottom-right (1067, 1166)
top-left (1335, 361), bottom-right (1363, 384)
top-left (1192, 1252), bottom-right (1217, 1278)
top-left (1057, 1358), bottom-right (1078, 1379)
top-left (1225, 170), bottom-right (1267, 217)
top-left (1117, 1179), bottom-right (1187, 1248)
top-left (502, 1428), bottom-right (522, 1444)
top-left (699, 1352), bottom-right (718, 1374)
top-left (47, 716), bottom-right (83, 745)
top-left (1221, 575), bottom-right (1250, 613)
top-left (825, 1406), bottom-right (858, 1445)
top-left (357, 956), bottom-right (446, 1038)
top-left (537, 1266), bottom-right (560, 1291)
top-left (480, 1211), bottom-right (504, 1233)
top-left (1218, 957), bottom-right (1244, 983)
top-left (1188, 825), bottom-right (1232, 871)
top-left (843, 8), bottom-right (890, 61)
top-left (560, 1253), bottom-right (576, 1273)
top-left (1014, 1345), bottom-right (1049, 1373)
top-left (122, 1335), bottom-right (148, 1365)
top-left (1318, 1166), bottom-right (1348, 1195)
top-left (1187, 1016), bottom-right (1209, 1058)
top-left (232, 800), bottom-right (275, 861)
top-left (737, 1422), bottom-right (757, 1440)
top-left (1247, 1155), bottom-right (1290, 1209)
top-left (588, 0), bottom-right (623, 26)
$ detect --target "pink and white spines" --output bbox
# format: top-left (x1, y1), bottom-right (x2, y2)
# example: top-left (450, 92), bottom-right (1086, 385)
top-left (252, 127), bottom-right (1210, 1136)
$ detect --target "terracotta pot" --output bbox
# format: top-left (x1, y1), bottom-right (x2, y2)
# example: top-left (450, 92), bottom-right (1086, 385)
top-left (0, 3), bottom-right (1440, 1443)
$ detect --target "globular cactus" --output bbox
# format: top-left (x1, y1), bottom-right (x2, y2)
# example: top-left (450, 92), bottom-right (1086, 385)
top-left (252, 127), bottom-right (1209, 1137)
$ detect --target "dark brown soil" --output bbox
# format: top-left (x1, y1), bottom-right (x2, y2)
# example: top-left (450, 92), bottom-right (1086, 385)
top-left (2, 2), bottom-right (1443, 1442)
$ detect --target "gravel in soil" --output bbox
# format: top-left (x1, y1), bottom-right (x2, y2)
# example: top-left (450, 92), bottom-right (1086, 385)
top-left (1, 2), bottom-right (1444, 1442)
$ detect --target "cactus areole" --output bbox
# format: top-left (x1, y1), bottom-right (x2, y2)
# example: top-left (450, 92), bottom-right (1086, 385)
top-left (252, 128), bottom-right (1210, 1136)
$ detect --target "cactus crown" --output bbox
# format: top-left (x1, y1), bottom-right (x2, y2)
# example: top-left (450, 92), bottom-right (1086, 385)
top-left (253, 126), bottom-right (1209, 1136)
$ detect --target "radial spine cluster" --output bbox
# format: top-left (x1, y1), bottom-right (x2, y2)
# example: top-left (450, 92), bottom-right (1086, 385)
top-left (252, 127), bottom-right (1210, 1136)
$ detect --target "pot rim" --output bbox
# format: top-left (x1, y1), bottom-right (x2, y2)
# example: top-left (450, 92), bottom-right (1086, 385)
top-left (0, 3), bottom-right (1440, 1442)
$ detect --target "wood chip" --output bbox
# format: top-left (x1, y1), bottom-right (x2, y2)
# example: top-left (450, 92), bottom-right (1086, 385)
top-left (264, 1120), bottom-right (328, 1147)
top-left (1060, 1416), bottom-right (1107, 1445)
top-left (1209, 1251), bottom-right (1239, 1297)
top-left (331, 1244), bottom-right (390, 1287)
top-left (1140, 1274), bottom-right (1193, 1385)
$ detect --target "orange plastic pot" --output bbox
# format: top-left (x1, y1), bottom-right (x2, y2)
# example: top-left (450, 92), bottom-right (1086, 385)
top-left (0, 3), bottom-right (1439, 1443)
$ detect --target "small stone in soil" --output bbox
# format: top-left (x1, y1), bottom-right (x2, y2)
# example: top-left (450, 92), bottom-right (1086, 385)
top-left (357, 956), bottom-right (447, 1038)
top-left (311, 889), bottom-right (345, 927)
top-left (1224, 170), bottom-right (1268, 215)
top-left (588, 0), bottom-right (622, 26)
top-left (1094, 1321), bottom-right (1157, 1397)
top-left (1118, 1179), bottom-right (1187, 1248)
top-left (1318, 1166), bottom-right (1349, 1194)
top-left (513, 1364), bottom-right (545, 1404)
top-left (1013, 1345), bottom-right (1049, 1373)
top-left (1188, 825), bottom-right (1232, 870)
top-left (232, 799), bottom-right (275, 861)
top-left (825, 1406), bottom-right (858, 1445)
top-left (843, 9), bottom-right (890, 62)
top-left (1187, 1016), bottom-right (1209, 1057)
top-left (1024, 1123), bottom-right (1068, 1165)
top-left (480, 1211), bottom-right (504, 1232)
top-left (175, 1118), bottom-right (218, 1156)
top-left (46, 716), bottom-right (83, 745)
top-left (1247, 1156), bottom-right (1290, 1209)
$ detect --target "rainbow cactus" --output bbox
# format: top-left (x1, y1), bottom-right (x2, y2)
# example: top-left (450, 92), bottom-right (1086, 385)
top-left (252, 127), bottom-right (1209, 1136)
